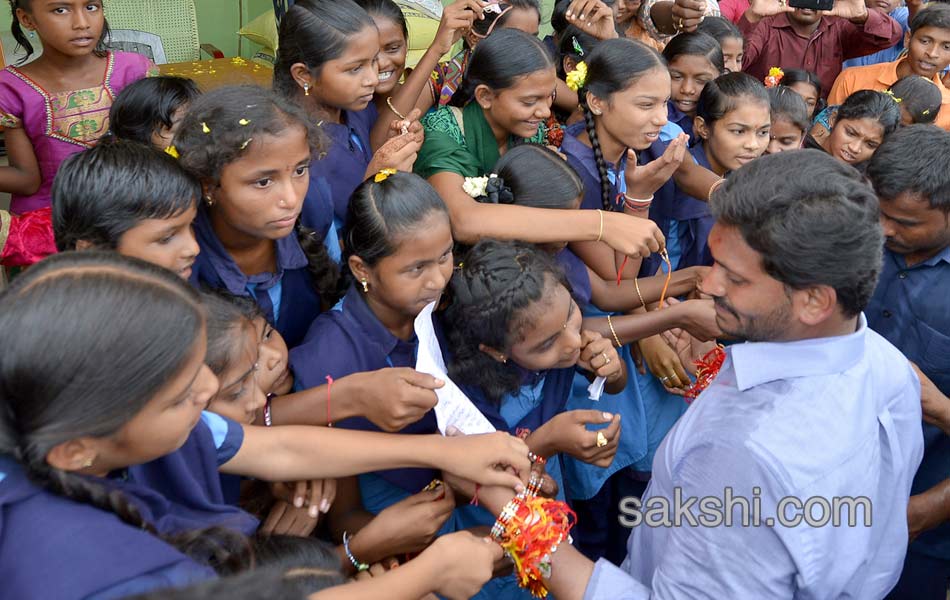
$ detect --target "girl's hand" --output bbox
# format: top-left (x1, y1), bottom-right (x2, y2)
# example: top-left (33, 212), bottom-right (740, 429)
top-left (566, 0), bottom-right (620, 39)
top-left (422, 532), bottom-right (502, 600)
top-left (351, 368), bottom-right (443, 432)
top-left (577, 330), bottom-right (624, 383)
top-left (366, 127), bottom-right (424, 176)
top-left (602, 211), bottom-right (665, 258)
top-left (271, 478), bottom-right (337, 517)
top-left (671, 0), bottom-right (709, 30)
top-left (545, 409), bottom-right (621, 467)
top-left (438, 432), bottom-right (531, 492)
top-left (667, 296), bottom-right (722, 341)
top-left (625, 133), bottom-right (688, 199)
top-left (355, 485), bottom-right (456, 557)
top-left (385, 108), bottom-right (424, 141)
top-left (638, 334), bottom-right (690, 393)
top-left (259, 499), bottom-right (320, 537)
top-left (435, 0), bottom-right (487, 54)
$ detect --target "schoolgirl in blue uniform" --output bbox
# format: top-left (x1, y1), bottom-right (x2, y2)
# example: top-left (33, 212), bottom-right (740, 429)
top-left (439, 239), bottom-right (625, 599)
top-left (274, 0), bottom-right (422, 231)
top-left (174, 85), bottom-right (341, 349)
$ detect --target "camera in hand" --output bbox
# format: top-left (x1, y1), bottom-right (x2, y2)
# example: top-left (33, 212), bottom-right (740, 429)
top-left (787, 0), bottom-right (835, 11)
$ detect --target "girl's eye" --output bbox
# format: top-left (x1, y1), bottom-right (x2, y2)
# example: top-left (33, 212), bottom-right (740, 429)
top-left (351, 66), bottom-right (363, 74)
top-left (254, 178), bottom-right (272, 188)
top-left (263, 326), bottom-right (274, 341)
top-left (730, 129), bottom-right (743, 135)
top-left (294, 165), bottom-right (309, 176)
top-left (158, 234), bottom-right (175, 245)
top-left (86, 3), bottom-right (100, 11)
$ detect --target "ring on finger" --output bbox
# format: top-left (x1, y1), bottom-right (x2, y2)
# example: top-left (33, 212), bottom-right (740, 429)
top-left (596, 431), bottom-right (608, 448)
top-left (601, 351), bottom-right (611, 365)
top-left (659, 375), bottom-right (670, 383)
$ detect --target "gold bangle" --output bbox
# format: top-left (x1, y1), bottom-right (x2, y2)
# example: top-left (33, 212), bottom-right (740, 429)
top-left (634, 277), bottom-right (647, 309)
top-left (607, 315), bottom-right (622, 348)
top-left (385, 96), bottom-right (409, 121)
top-left (596, 209), bottom-right (604, 242)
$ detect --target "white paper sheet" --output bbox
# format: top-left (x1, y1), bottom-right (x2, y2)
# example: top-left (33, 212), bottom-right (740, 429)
top-left (414, 302), bottom-right (496, 435)
top-left (588, 376), bottom-right (607, 401)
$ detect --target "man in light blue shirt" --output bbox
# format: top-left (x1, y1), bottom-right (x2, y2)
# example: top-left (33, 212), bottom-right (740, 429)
top-left (483, 150), bottom-right (925, 599)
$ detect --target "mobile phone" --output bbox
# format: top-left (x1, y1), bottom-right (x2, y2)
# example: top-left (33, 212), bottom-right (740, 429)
top-left (787, 0), bottom-right (835, 11)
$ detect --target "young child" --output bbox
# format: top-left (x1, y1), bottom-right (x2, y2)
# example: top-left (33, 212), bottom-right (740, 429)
top-left (416, 29), bottom-right (666, 260)
top-left (50, 138), bottom-right (200, 279)
top-left (173, 85), bottom-right (341, 348)
top-left (0, 251), bottom-right (526, 596)
top-left (662, 32), bottom-right (726, 142)
top-left (805, 89), bottom-right (900, 169)
top-left (109, 76), bottom-right (200, 148)
top-left (780, 68), bottom-right (824, 120)
top-left (696, 16), bottom-right (745, 73)
top-left (274, 0), bottom-right (422, 231)
top-left (889, 74), bottom-right (943, 125)
top-left (0, 0), bottom-right (154, 267)
top-left (765, 85), bottom-right (809, 153)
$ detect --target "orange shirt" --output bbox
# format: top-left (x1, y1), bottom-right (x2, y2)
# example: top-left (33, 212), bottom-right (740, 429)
top-left (828, 58), bottom-right (950, 131)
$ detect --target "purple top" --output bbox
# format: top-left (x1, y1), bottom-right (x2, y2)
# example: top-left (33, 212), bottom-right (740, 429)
top-left (309, 104), bottom-right (377, 226)
top-left (0, 51), bottom-right (153, 214)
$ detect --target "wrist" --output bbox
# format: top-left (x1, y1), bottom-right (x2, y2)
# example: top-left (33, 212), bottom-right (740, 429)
top-left (332, 374), bottom-right (362, 422)
top-left (527, 420), bottom-right (559, 458)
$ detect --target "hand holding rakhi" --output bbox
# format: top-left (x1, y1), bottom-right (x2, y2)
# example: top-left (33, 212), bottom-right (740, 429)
top-left (638, 334), bottom-right (691, 393)
top-left (356, 485), bottom-right (456, 556)
top-left (566, 0), bottom-right (620, 39)
top-left (439, 432), bottom-right (532, 492)
top-left (385, 107), bottom-right (423, 140)
top-left (435, 0), bottom-right (487, 54)
top-left (625, 133), bottom-right (688, 201)
top-left (424, 532), bottom-right (502, 600)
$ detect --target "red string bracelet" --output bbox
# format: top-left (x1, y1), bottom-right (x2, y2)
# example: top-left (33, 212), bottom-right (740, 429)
top-left (325, 375), bottom-right (333, 427)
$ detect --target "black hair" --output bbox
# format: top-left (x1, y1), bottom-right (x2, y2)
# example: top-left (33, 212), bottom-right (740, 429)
top-left (834, 89), bottom-right (901, 138)
top-left (490, 144), bottom-right (584, 209)
top-left (274, 0), bottom-right (377, 99)
top-left (557, 25), bottom-right (601, 78)
top-left (767, 86), bottom-right (810, 133)
top-left (126, 562), bottom-right (345, 600)
top-left (109, 76), bottom-right (201, 147)
top-left (450, 28), bottom-right (554, 107)
top-left (867, 124), bottom-right (950, 213)
top-left (355, 0), bottom-right (408, 39)
top-left (711, 150), bottom-right (883, 318)
top-left (467, 0), bottom-right (542, 48)
top-left (779, 69), bottom-right (824, 117)
top-left (51, 139), bottom-right (201, 252)
top-left (343, 171), bottom-right (449, 276)
top-left (551, 0), bottom-right (572, 34)
top-left (0, 251), bottom-right (252, 573)
top-left (9, 0), bottom-right (111, 63)
top-left (697, 71), bottom-right (770, 128)
top-left (174, 85), bottom-right (341, 305)
top-left (199, 289), bottom-right (261, 377)
top-left (696, 16), bottom-right (743, 46)
top-left (889, 76), bottom-right (942, 125)
top-left (910, 3), bottom-right (950, 34)
top-left (443, 240), bottom-right (570, 403)
top-left (662, 31), bottom-right (725, 75)
top-left (578, 37), bottom-right (666, 210)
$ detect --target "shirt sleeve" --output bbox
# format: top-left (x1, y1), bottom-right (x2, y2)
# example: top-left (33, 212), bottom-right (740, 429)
top-left (199, 411), bottom-right (245, 466)
top-left (737, 15), bottom-right (767, 72)
top-left (827, 69), bottom-right (854, 106)
top-left (840, 10), bottom-right (903, 60)
top-left (0, 74), bottom-right (24, 129)
top-left (583, 559), bottom-right (652, 600)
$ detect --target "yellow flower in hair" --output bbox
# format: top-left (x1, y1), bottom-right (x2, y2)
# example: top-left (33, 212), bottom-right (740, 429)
top-left (374, 168), bottom-right (397, 183)
top-left (883, 89), bottom-right (902, 103)
top-left (764, 67), bottom-right (785, 88)
top-left (201, 122), bottom-right (211, 134)
top-left (164, 145), bottom-right (179, 159)
top-left (239, 118), bottom-right (251, 126)
top-left (566, 61), bottom-right (588, 92)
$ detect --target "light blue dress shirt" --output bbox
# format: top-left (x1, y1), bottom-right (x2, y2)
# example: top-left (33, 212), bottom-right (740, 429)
top-left (582, 315), bottom-right (924, 599)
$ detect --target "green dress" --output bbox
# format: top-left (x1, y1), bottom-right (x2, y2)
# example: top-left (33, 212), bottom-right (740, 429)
top-left (414, 102), bottom-right (546, 180)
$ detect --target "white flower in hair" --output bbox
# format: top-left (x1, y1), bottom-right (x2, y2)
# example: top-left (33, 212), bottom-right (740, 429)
top-left (462, 175), bottom-right (491, 198)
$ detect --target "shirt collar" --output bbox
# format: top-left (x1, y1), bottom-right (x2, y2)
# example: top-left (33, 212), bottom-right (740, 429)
top-left (888, 243), bottom-right (950, 269)
top-left (772, 12), bottom-right (831, 35)
top-left (729, 313), bottom-right (868, 391)
top-left (340, 284), bottom-right (412, 359)
top-left (194, 208), bottom-right (308, 296)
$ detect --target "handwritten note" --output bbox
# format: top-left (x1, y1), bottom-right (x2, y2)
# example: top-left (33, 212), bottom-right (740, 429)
top-left (414, 302), bottom-right (496, 435)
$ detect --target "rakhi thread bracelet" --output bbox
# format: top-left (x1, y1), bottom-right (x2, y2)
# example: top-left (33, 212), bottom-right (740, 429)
top-left (623, 193), bottom-right (653, 211)
top-left (343, 531), bottom-right (369, 572)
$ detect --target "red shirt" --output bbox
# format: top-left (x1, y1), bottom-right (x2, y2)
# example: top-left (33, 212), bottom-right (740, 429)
top-left (739, 10), bottom-right (902, 98)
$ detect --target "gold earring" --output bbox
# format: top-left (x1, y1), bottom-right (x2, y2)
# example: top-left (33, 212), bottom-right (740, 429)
top-left (205, 195), bottom-right (214, 207)
top-left (303, 83), bottom-right (310, 96)
top-left (361, 278), bottom-right (369, 293)
top-left (82, 457), bottom-right (94, 468)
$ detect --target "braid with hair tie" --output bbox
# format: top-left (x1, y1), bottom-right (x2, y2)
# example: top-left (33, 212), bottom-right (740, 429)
top-left (579, 92), bottom-right (613, 212)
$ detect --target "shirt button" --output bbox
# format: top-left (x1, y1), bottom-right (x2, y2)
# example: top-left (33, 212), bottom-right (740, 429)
top-left (883, 310), bottom-right (893, 318)
top-left (898, 272), bottom-right (907, 279)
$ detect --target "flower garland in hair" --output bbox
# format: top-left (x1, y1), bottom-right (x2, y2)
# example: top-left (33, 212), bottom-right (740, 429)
top-left (462, 175), bottom-right (491, 198)
top-left (764, 67), bottom-right (784, 88)
top-left (566, 61), bottom-right (588, 92)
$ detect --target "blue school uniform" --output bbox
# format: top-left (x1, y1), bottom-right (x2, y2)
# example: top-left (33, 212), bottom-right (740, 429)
top-left (289, 284), bottom-right (441, 506)
top-left (190, 207), bottom-right (323, 349)
top-left (0, 456), bottom-right (216, 600)
top-left (555, 247), bottom-right (593, 309)
top-left (308, 105), bottom-right (377, 228)
top-left (561, 122), bottom-right (628, 212)
top-left (125, 412), bottom-right (259, 537)
top-left (301, 174), bottom-right (343, 264)
top-left (666, 101), bottom-right (695, 144)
